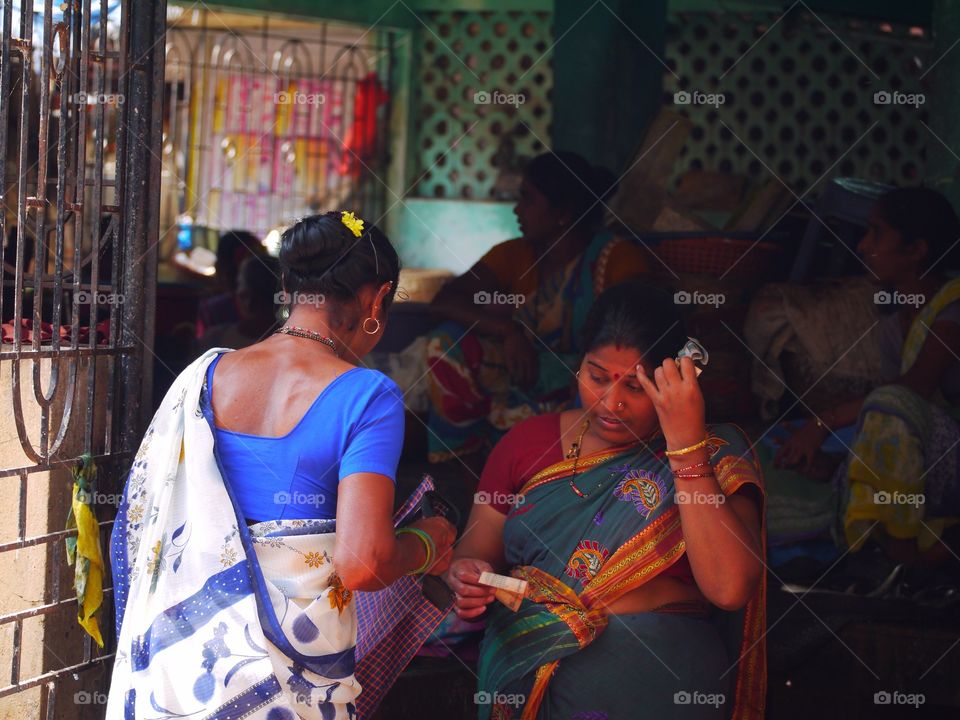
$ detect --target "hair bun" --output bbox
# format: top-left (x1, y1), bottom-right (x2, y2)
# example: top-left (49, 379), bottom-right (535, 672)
top-left (278, 212), bottom-right (401, 309)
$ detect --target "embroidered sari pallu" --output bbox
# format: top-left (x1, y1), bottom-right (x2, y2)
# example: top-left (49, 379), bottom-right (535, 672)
top-left (109, 350), bottom-right (447, 720)
top-left (477, 426), bottom-right (766, 720)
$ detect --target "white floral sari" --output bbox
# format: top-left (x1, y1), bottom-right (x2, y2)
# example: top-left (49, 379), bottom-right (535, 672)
top-left (108, 349), bottom-right (446, 719)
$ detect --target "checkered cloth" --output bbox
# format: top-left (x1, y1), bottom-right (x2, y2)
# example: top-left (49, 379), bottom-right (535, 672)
top-left (354, 476), bottom-right (454, 718)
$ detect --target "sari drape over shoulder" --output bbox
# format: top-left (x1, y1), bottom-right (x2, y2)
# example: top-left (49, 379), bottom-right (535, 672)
top-left (843, 277), bottom-right (960, 551)
top-left (108, 350), bottom-right (449, 719)
top-left (477, 424), bottom-right (766, 720)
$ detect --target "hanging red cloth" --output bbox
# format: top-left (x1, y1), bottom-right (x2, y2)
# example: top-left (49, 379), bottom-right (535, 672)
top-left (339, 72), bottom-right (390, 178)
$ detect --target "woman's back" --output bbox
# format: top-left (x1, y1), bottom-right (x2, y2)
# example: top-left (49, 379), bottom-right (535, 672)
top-left (206, 342), bottom-right (404, 522)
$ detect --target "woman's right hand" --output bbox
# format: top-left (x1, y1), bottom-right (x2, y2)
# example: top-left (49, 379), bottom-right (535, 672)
top-left (444, 557), bottom-right (497, 619)
top-left (409, 516), bottom-right (457, 576)
top-left (774, 419), bottom-right (829, 470)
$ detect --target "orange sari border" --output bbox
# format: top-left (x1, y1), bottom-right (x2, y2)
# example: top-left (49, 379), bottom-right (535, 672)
top-left (511, 428), bottom-right (767, 719)
top-left (520, 441), bottom-right (644, 496)
top-left (512, 566), bottom-right (608, 648)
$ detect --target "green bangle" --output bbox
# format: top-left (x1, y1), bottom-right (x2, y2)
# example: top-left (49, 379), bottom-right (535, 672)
top-left (397, 527), bottom-right (435, 575)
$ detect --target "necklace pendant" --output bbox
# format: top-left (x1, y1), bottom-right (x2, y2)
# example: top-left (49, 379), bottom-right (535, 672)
top-left (568, 478), bottom-right (587, 498)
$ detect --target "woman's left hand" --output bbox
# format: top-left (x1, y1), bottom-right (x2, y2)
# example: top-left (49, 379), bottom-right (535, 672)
top-left (634, 356), bottom-right (706, 447)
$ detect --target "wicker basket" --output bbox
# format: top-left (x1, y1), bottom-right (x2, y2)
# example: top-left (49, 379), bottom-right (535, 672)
top-left (652, 236), bottom-right (781, 279)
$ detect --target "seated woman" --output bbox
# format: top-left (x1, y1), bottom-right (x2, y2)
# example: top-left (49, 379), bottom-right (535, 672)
top-left (108, 212), bottom-right (456, 720)
top-left (445, 282), bottom-right (766, 719)
top-left (426, 151), bottom-right (651, 470)
top-left (196, 254), bottom-right (282, 352)
top-left (775, 186), bottom-right (960, 562)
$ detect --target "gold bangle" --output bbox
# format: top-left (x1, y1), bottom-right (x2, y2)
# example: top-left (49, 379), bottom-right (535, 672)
top-left (665, 436), bottom-right (709, 457)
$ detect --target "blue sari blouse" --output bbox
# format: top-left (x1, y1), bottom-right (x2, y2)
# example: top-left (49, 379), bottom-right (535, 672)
top-left (206, 351), bottom-right (404, 522)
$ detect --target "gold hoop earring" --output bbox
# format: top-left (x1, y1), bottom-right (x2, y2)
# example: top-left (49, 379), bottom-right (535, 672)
top-left (362, 317), bottom-right (381, 335)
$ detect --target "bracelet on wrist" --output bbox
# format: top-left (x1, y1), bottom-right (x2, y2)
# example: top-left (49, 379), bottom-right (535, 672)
top-left (665, 435), bottom-right (709, 457)
top-left (674, 471), bottom-right (715, 480)
top-left (397, 527), bottom-right (435, 575)
top-left (672, 460), bottom-right (712, 474)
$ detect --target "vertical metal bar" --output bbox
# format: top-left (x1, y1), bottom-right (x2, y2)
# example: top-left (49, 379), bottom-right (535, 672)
top-left (51, 2), bottom-right (74, 360)
top-left (0, 0), bottom-right (11, 324)
top-left (50, 538), bottom-right (61, 604)
top-left (32, 1), bottom-right (53, 354)
top-left (117, 0), bottom-right (164, 451)
top-left (13, 0), bottom-right (34, 354)
top-left (81, 0), bottom-right (109, 456)
top-left (44, 680), bottom-right (56, 720)
top-left (18, 470), bottom-right (27, 542)
top-left (10, 619), bottom-right (21, 685)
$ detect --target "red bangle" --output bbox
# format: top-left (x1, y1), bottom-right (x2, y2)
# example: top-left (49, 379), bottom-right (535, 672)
top-left (674, 471), bottom-right (715, 480)
top-left (672, 460), bottom-right (711, 474)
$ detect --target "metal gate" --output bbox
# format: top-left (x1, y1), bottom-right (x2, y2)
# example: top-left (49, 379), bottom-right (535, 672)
top-left (161, 9), bottom-right (397, 259)
top-left (0, 0), bottom-right (165, 717)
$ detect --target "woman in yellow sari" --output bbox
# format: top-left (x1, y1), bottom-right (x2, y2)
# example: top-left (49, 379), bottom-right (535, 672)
top-left (776, 187), bottom-right (960, 561)
top-left (444, 283), bottom-right (765, 719)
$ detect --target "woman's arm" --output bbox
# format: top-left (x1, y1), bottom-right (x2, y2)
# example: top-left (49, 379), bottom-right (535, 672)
top-left (669, 447), bottom-right (763, 611)
top-left (778, 318), bottom-right (960, 469)
top-left (444, 503), bottom-right (508, 618)
top-left (896, 318), bottom-right (960, 398)
top-left (637, 357), bottom-right (763, 611)
top-left (334, 473), bottom-right (455, 591)
top-left (430, 261), bottom-right (518, 336)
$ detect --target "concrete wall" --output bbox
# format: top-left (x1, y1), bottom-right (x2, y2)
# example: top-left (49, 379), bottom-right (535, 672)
top-left (0, 355), bottom-right (112, 719)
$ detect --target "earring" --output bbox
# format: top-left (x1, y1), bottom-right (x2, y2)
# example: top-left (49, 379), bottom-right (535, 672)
top-left (575, 371), bottom-right (580, 378)
top-left (362, 317), bottom-right (381, 335)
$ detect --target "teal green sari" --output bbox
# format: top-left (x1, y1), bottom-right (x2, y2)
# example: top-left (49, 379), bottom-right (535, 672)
top-left (477, 424), bottom-right (767, 720)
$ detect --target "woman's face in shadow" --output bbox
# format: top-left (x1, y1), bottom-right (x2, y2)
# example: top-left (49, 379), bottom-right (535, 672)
top-left (858, 207), bottom-right (927, 285)
top-left (514, 176), bottom-right (560, 247)
top-left (577, 343), bottom-right (660, 447)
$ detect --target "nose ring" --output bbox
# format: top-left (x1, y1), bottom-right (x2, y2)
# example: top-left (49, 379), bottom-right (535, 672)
top-left (617, 401), bottom-right (624, 409)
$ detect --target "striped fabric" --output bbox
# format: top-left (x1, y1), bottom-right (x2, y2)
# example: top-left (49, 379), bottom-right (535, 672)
top-left (354, 476), bottom-right (454, 718)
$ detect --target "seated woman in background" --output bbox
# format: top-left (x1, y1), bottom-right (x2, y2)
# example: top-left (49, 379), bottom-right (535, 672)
top-left (776, 186), bottom-right (960, 563)
top-left (445, 282), bottom-right (766, 719)
top-left (196, 254), bottom-right (282, 351)
top-left (195, 229), bottom-right (264, 337)
top-left (109, 212), bottom-right (456, 720)
top-left (426, 151), bottom-right (651, 472)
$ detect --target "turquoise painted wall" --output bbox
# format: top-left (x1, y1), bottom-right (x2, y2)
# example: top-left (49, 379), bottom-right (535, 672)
top-left (390, 199), bottom-right (519, 273)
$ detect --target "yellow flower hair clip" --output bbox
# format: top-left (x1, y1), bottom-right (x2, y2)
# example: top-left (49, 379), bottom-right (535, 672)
top-left (340, 211), bottom-right (365, 238)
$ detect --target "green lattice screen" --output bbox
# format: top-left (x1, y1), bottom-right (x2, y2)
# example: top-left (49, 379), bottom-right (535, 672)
top-left (414, 10), bottom-right (554, 199)
top-left (664, 8), bottom-right (931, 193)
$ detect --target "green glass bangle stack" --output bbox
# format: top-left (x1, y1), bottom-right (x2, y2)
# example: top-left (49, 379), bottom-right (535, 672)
top-left (396, 527), bottom-right (435, 575)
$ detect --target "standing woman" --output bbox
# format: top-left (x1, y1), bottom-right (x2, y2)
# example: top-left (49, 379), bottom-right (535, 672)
top-left (108, 212), bottom-right (456, 719)
top-left (446, 282), bottom-right (765, 719)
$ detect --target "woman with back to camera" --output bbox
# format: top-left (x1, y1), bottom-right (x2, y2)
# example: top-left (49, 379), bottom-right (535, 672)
top-left (446, 282), bottom-right (766, 719)
top-left (108, 212), bottom-right (456, 719)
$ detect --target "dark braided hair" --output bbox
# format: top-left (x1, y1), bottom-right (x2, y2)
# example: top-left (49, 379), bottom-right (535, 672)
top-left (580, 281), bottom-right (688, 368)
top-left (524, 152), bottom-right (617, 230)
top-left (279, 212), bottom-right (400, 320)
top-left (875, 187), bottom-right (960, 273)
